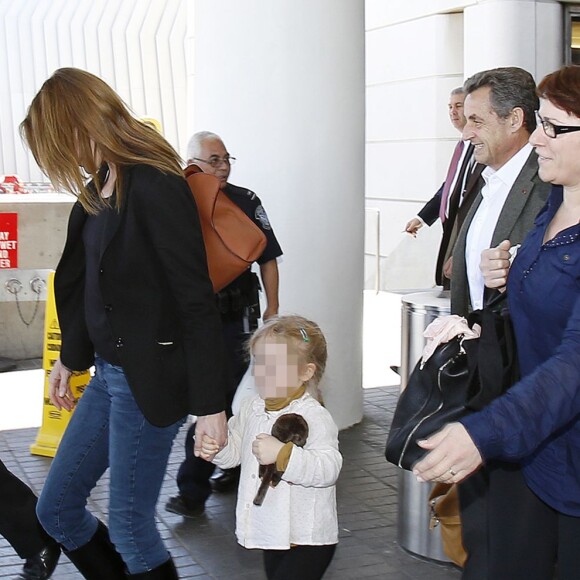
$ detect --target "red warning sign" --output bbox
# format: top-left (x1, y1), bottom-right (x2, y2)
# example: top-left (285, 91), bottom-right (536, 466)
top-left (0, 213), bottom-right (18, 269)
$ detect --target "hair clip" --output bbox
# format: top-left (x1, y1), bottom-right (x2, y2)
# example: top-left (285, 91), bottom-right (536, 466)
top-left (299, 327), bottom-right (310, 343)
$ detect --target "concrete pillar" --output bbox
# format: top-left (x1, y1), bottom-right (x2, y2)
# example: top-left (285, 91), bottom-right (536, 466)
top-left (191, 0), bottom-right (365, 428)
top-left (464, 0), bottom-right (563, 80)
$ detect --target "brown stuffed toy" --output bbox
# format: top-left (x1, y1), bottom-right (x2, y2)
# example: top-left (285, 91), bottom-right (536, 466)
top-left (253, 413), bottom-right (309, 506)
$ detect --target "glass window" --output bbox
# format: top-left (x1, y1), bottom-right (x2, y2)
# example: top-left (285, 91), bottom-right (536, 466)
top-left (566, 6), bottom-right (580, 65)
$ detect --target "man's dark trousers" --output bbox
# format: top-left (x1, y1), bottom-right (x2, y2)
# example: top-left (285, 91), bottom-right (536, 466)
top-left (0, 459), bottom-right (50, 558)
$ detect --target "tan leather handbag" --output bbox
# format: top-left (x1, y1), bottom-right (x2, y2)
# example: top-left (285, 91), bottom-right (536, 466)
top-left (185, 164), bottom-right (267, 292)
top-left (428, 483), bottom-right (467, 567)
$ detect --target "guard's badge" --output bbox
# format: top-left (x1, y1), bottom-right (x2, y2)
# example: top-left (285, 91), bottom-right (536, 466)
top-left (255, 205), bottom-right (271, 230)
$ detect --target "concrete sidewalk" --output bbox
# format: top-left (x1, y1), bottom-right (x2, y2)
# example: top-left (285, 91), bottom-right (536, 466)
top-left (0, 386), bottom-right (460, 579)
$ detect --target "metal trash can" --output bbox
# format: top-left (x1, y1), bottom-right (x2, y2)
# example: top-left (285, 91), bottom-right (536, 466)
top-left (397, 289), bottom-right (451, 562)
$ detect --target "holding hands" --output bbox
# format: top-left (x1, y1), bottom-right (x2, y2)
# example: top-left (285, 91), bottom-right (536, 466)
top-left (197, 434), bottom-right (220, 461)
top-left (194, 411), bottom-right (227, 460)
top-left (252, 434), bottom-right (285, 465)
top-left (412, 423), bottom-right (483, 484)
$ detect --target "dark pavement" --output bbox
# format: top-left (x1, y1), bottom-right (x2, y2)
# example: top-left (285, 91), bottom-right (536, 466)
top-left (0, 387), bottom-right (461, 579)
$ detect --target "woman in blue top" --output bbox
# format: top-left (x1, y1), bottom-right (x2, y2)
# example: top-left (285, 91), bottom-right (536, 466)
top-left (414, 65), bottom-right (580, 579)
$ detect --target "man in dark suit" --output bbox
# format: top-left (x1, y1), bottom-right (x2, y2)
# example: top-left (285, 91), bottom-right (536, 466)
top-left (166, 132), bottom-right (283, 517)
top-left (0, 461), bottom-right (60, 579)
top-left (405, 88), bottom-right (483, 287)
top-left (449, 67), bottom-right (550, 580)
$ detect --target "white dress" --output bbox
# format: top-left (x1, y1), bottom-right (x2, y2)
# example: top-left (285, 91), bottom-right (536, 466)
top-left (214, 393), bottom-right (342, 550)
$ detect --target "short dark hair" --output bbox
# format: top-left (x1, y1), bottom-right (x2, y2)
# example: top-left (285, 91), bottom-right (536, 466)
top-left (463, 67), bottom-right (538, 134)
top-left (537, 66), bottom-right (580, 118)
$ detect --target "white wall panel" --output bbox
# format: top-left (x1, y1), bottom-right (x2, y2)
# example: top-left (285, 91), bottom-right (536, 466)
top-left (367, 14), bottom-right (464, 85)
top-left (366, 140), bottom-right (455, 202)
top-left (365, 75), bottom-right (464, 237)
top-left (84, 2), bottom-right (104, 72)
top-left (1, 0), bottom-right (187, 181)
top-left (535, 2), bottom-right (563, 80)
top-left (365, 9), bottom-right (465, 290)
top-left (366, 0), bottom-right (474, 30)
top-left (367, 77), bottom-right (464, 143)
top-left (69, 1), bottom-right (92, 70)
top-left (55, 0), bottom-right (77, 66)
top-left (125, 0), bottom-right (153, 114)
top-left (111, 0), bottom-right (137, 99)
top-left (464, 0), bottom-right (562, 79)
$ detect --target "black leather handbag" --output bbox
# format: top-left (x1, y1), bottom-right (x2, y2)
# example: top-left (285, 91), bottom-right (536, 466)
top-left (385, 292), bottom-right (518, 470)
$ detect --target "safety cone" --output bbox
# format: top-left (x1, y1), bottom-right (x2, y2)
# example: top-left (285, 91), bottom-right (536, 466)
top-left (30, 272), bottom-right (90, 457)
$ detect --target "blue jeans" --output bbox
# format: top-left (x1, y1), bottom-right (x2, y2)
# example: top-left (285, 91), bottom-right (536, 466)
top-left (36, 357), bottom-right (185, 574)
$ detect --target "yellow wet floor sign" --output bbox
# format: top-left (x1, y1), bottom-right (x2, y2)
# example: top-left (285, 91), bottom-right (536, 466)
top-left (30, 272), bottom-right (90, 457)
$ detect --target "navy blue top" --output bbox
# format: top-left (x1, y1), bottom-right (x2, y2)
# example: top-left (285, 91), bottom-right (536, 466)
top-left (461, 185), bottom-right (580, 515)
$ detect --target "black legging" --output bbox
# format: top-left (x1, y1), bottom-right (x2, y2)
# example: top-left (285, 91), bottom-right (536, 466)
top-left (263, 544), bottom-right (336, 580)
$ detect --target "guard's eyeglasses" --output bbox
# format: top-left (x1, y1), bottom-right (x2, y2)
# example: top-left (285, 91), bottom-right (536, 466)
top-left (192, 156), bottom-right (236, 168)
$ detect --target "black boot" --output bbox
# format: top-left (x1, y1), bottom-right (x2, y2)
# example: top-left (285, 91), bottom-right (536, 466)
top-left (126, 556), bottom-right (178, 578)
top-left (64, 520), bottom-right (126, 579)
top-left (18, 538), bottom-right (61, 579)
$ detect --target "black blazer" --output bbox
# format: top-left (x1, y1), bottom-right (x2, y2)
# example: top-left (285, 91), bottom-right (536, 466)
top-left (55, 164), bottom-right (227, 427)
top-left (418, 182), bottom-right (444, 227)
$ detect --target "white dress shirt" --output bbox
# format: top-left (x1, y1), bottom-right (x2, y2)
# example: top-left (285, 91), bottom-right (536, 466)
top-left (466, 143), bottom-right (533, 310)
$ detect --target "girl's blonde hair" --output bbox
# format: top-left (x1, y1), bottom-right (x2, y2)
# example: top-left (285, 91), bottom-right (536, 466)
top-left (20, 67), bottom-right (183, 214)
top-left (248, 315), bottom-right (328, 400)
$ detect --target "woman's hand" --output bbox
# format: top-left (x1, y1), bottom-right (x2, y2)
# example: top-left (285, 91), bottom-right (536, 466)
top-left (194, 411), bottom-right (227, 458)
top-left (480, 240), bottom-right (512, 291)
top-left (412, 423), bottom-right (483, 483)
top-left (252, 434), bottom-right (285, 465)
top-left (48, 358), bottom-right (75, 411)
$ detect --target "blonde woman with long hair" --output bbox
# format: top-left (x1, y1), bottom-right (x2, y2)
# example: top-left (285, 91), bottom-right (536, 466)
top-left (20, 68), bottom-right (228, 579)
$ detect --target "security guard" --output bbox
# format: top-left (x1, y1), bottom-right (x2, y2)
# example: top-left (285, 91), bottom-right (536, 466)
top-left (166, 131), bottom-right (282, 517)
